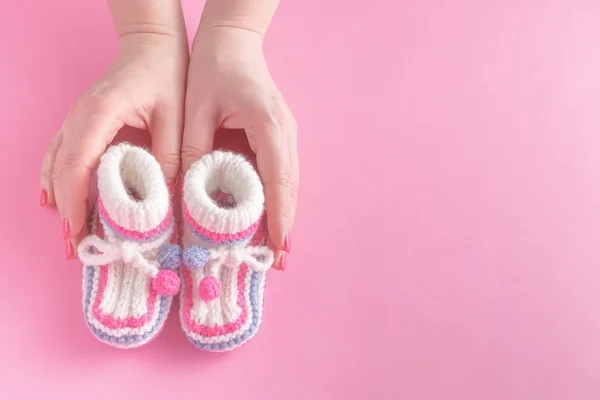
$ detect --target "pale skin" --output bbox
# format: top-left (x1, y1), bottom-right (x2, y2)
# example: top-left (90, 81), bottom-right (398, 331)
top-left (39, 0), bottom-right (298, 270)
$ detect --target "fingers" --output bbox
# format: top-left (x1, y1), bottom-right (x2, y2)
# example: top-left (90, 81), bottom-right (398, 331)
top-left (53, 103), bottom-right (124, 257)
top-left (250, 102), bottom-right (299, 269)
top-left (40, 130), bottom-right (63, 207)
top-left (181, 103), bottom-right (217, 172)
top-left (282, 104), bottom-right (298, 270)
top-left (284, 103), bottom-right (299, 209)
top-left (150, 104), bottom-right (183, 181)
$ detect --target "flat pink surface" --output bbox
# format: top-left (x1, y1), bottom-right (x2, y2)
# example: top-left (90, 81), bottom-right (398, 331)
top-left (2, 0), bottom-right (600, 398)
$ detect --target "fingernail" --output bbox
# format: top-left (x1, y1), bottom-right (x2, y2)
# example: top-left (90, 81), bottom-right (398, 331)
top-left (62, 218), bottom-right (70, 240)
top-left (278, 252), bottom-right (288, 271)
top-left (283, 232), bottom-right (292, 253)
top-left (65, 240), bottom-right (74, 260)
top-left (166, 179), bottom-right (175, 191)
top-left (40, 189), bottom-right (47, 206)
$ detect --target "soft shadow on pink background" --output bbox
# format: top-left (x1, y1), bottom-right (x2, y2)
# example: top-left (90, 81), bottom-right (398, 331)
top-left (2, 0), bottom-right (600, 398)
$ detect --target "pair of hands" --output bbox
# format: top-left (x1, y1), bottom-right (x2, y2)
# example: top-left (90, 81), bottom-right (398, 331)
top-left (40, 27), bottom-right (298, 269)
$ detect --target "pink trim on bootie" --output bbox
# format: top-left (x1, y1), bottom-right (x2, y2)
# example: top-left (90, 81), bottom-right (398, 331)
top-left (179, 151), bottom-right (274, 352)
top-left (77, 143), bottom-right (180, 349)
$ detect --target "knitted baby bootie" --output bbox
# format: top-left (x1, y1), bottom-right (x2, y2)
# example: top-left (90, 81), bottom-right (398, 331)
top-left (180, 150), bottom-right (274, 351)
top-left (77, 143), bottom-right (181, 348)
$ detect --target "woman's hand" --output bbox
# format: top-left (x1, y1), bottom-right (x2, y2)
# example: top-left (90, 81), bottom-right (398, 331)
top-left (182, 27), bottom-right (298, 270)
top-left (40, 32), bottom-right (188, 258)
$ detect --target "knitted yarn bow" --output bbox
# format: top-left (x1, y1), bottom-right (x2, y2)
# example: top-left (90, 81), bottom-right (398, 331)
top-left (78, 235), bottom-right (182, 296)
top-left (78, 235), bottom-right (165, 278)
top-left (183, 244), bottom-right (274, 272)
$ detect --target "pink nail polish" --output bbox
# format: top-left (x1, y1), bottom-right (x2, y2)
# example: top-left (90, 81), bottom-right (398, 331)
top-left (284, 232), bottom-right (292, 253)
top-left (166, 179), bottom-right (179, 198)
top-left (62, 218), bottom-right (70, 240)
top-left (65, 240), bottom-right (74, 260)
top-left (40, 189), bottom-right (47, 206)
top-left (279, 252), bottom-right (288, 271)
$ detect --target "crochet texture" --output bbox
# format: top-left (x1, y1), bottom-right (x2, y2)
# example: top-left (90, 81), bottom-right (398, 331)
top-left (180, 150), bottom-right (274, 352)
top-left (77, 143), bottom-right (181, 349)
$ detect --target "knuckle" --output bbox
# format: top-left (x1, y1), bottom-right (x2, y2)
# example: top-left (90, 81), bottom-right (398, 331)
top-left (45, 144), bottom-right (57, 161)
top-left (260, 119), bottom-right (280, 138)
top-left (74, 90), bottom-right (118, 117)
top-left (41, 168), bottom-right (53, 184)
top-left (181, 145), bottom-right (205, 166)
top-left (247, 100), bottom-right (284, 137)
top-left (269, 99), bottom-right (288, 127)
top-left (158, 152), bottom-right (181, 169)
top-left (155, 98), bottom-right (180, 115)
top-left (258, 98), bottom-right (296, 137)
top-left (275, 199), bottom-right (297, 225)
top-left (88, 95), bottom-right (114, 114)
top-left (60, 193), bottom-right (75, 210)
top-left (51, 164), bottom-right (62, 184)
top-left (276, 170), bottom-right (299, 200)
top-left (62, 152), bottom-right (80, 172)
top-left (277, 207), bottom-right (294, 224)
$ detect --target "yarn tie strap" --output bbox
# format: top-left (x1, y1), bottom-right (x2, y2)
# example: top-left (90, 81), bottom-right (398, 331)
top-left (78, 235), bottom-right (182, 296)
top-left (183, 244), bottom-right (274, 272)
top-left (213, 245), bottom-right (274, 272)
top-left (78, 235), bottom-right (162, 277)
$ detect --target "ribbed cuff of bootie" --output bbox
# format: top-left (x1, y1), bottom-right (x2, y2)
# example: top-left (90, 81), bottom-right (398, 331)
top-left (78, 143), bottom-right (181, 296)
top-left (182, 151), bottom-right (265, 246)
top-left (96, 143), bottom-right (173, 241)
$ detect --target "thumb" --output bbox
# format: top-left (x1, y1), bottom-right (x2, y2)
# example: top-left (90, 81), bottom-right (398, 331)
top-left (181, 105), bottom-right (217, 172)
top-left (54, 109), bottom-right (124, 256)
top-left (150, 105), bottom-right (183, 181)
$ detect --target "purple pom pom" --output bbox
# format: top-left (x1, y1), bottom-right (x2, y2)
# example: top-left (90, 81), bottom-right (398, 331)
top-left (183, 245), bottom-right (211, 270)
top-left (157, 244), bottom-right (182, 270)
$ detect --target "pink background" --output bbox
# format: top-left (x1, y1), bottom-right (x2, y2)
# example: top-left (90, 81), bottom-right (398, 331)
top-left (2, 0), bottom-right (600, 398)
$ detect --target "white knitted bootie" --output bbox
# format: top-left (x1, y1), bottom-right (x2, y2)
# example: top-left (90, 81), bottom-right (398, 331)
top-left (77, 143), bottom-right (181, 348)
top-left (180, 151), bottom-right (274, 351)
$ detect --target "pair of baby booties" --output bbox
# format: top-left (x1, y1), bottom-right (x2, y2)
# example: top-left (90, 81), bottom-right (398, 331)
top-left (77, 142), bottom-right (274, 351)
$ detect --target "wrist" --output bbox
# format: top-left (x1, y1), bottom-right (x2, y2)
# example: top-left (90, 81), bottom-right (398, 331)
top-left (198, 15), bottom-right (270, 40)
top-left (198, 0), bottom-right (280, 40)
top-left (114, 31), bottom-right (189, 73)
top-left (118, 31), bottom-right (187, 56)
top-left (109, 0), bottom-right (187, 41)
top-left (194, 24), bottom-right (263, 51)
top-left (191, 26), bottom-right (263, 68)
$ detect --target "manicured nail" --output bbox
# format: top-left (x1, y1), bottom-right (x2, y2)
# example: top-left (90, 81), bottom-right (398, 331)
top-left (283, 232), bottom-right (292, 253)
top-left (278, 252), bottom-right (288, 271)
top-left (65, 240), bottom-right (74, 259)
top-left (166, 179), bottom-right (175, 191)
top-left (40, 189), bottom-right (47, 206)
top-left (62, 218), bottom-right (70, 240)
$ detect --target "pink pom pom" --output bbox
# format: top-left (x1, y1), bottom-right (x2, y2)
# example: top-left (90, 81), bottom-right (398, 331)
top-left (198, 276), bottom-right (221, 302)
top-left (152, 269), bottom-right (180, 296)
